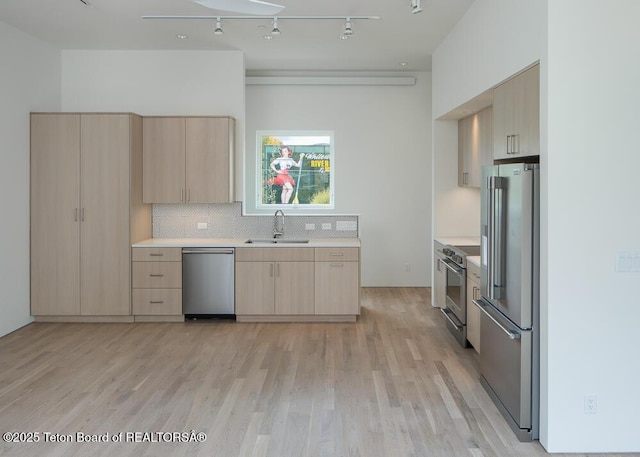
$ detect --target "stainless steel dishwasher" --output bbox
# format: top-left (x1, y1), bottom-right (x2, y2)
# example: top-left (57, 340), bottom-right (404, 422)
top-left (182, 248), bottom-right (235, 319)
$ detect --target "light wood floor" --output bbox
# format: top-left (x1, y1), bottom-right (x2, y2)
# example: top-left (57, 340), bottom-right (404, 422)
top-left (0, 288), bottom-right (631, 457)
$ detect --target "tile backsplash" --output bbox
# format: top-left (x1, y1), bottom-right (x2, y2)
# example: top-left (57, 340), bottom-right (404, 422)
top-left (152, 202), bottom-right (358, 239)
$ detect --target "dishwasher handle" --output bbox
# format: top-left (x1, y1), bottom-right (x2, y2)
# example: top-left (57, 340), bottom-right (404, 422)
top-left (182, 248), bottom-right (234, 255)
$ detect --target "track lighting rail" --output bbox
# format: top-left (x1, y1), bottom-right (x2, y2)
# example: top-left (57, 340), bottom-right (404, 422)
top-left (142, 15), bottom-right (380, 20)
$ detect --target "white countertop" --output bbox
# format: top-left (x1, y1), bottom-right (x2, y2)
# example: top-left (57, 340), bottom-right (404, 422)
top-left (467, 255), bottom-right (481, 267)
top-left (133, 237), bottom-right (360, 248)
top-left (435, 236), bottom-right (481, 247)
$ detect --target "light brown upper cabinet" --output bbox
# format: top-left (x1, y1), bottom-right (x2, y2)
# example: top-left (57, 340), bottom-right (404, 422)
top-left (458, 106), bottom-right (493, 188)
top-left (30, 113), bottom-right (150, 317)
top-left (493, 64), bottom-right (540, 160)
top-left (143, 116), bottom-right (235, 204)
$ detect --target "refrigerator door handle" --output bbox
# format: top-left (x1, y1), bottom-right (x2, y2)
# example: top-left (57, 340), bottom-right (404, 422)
top-left (488, 176), bottom-right (506, 299)
top-left (473, 299), bottom-right (521, 340)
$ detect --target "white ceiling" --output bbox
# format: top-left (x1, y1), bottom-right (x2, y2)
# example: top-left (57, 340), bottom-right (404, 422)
top-left (0, 0), bottom-right (474, 71)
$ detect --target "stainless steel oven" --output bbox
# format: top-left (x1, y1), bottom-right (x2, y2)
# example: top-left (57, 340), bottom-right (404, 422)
top-left (440, 245), bottom-right (480, 347)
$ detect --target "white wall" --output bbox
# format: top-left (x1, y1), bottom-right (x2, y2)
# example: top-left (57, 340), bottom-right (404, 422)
top-left (544, 1), bottom-right (640, 452)
top-left (61, 50), bottom-right (246, 199)
top-left (432, 0), bottom-right (547, 120)
top-left (432, 119), bottom-right (481, 239)
top-left (434, 0), bottom-right (640, 452)
top-left (431, 0), bottom-right (546, 241)
top-left (246, 75), bottom-right (432, 286)
top-left (0, 21), bottom-right (61, 338)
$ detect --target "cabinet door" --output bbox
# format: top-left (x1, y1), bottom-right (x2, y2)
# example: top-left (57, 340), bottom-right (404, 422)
top-left (315, 262), bottom-right (359, 315)
top-left (433, 255), bottom-right (447, 308)
top-left (493, 65), bottom-right (539, 160)
top-left (30, 114), bottom-right (81, 315)
top-left (143, 117), bottom-right (185, 203)
top-left (185, 117), bottom-right (234, 203)
top-left (493, 77), bottom-right (515, 160)
top-left (458, 114), bottom-right (473, 187)
top-left (235, 262), bottom-right (275, 315)
top-left (275, 262), bottom-right (315, 315)
top-left (459, 107), bottom-right (493, 188)
top-left (80, 114), bottom-right (131, 315)
top-left (513, 64), bottom-right (539, 157)
top-left (478, 106), bottom-right (494, 174)
top-left (466, 276), bottom-right (481, 353)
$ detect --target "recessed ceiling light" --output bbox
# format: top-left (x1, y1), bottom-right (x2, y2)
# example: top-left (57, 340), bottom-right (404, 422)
top-left (400, 62), bottom-right (408, 66)
top-left (263, 35), bottom-right (274, 40)
top-left (176, 34), bottom-right (189, 39)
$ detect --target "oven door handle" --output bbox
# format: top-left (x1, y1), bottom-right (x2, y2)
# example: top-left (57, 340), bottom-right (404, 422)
top-left (440, 308), bottom-right (463, 331)
top-left (441, 258), bottom-right (464, 275)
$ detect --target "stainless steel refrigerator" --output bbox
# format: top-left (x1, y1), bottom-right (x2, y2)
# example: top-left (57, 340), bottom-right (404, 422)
top-left (473, 162), bottom-right (539, 441)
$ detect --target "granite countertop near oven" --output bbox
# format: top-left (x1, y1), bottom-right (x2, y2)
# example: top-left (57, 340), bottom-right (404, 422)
top-left (133, 238), bottom-right (361, 248)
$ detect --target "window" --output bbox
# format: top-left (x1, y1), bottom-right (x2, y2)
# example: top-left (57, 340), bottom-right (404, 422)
top-left (256, 131), bottom-right (334, 210)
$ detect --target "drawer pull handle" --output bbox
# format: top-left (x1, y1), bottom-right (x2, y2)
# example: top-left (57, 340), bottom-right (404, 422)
top-left (330, 263), bottom-right (344, 267)
top-left (329, 253), bottom-right (344, 257)
top-left (150, 301), bottom-right (164, 304)
top-left (149, 274), bottom-right (164, 277)
top-left (149, 253), bottom-right (164, 257)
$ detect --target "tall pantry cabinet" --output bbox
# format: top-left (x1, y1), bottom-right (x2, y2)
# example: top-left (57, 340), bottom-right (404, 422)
top-left (30, 113), bottom-right (151, 319)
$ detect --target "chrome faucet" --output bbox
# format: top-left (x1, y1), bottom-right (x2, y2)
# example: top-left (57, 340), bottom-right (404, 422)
top-left (273, 210), bottom-right (285, 238)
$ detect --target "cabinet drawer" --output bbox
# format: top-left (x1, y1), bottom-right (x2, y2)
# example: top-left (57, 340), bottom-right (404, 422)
top-left (236, 247), bottom-right (314, 262)
top-left (132, 289), bottom-right (182, 315)
top-left (314, 247), bottom-right (359, 262)
top-left (132, 247), bottom-right (182, 262)
top-left (132, 262), bottom-right (182, 288)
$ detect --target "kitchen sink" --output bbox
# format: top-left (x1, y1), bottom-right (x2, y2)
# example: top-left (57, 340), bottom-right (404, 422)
top-left (245, 239), bottom-right (310, 244)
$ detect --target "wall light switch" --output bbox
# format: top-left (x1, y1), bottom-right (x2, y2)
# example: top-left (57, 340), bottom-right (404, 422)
top-left (305, 223), bottom-right (316, 230)
top-left (197, 222), bottom-right (208, 230)
top-left (322, 223), bottom-right (332, 230)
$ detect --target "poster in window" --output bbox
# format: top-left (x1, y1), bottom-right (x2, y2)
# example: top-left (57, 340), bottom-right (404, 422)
top-left (257, 131), bottom-right (334, 208)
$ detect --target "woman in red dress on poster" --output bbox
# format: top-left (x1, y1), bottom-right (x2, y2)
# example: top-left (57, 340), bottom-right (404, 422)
top-left (268, 146), bottom-right (304, 204)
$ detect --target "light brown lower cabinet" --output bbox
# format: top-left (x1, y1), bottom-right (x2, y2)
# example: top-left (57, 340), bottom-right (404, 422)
top-left (131, 247), bottom-right (183, 318)
top-left (235, 248), bottom-right (315, 316)
top-left (314, 248), bottom-right (360, 315)
top-left (466, 261), bottom-right (481, 353)
top-left (433, 241), bottom-right (447, 308)
top-left (235, 246), bottom-right (360, 321)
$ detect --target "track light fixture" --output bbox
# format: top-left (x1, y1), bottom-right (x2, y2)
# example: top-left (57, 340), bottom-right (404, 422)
top-left (143, 14), bottom-right (380, 40)
top-left (271, 17), bottom-right (280, 35)
top-left (342, 17), bottom-right (353, 38)
top-left (213, 17), bottom-right (224, 34)
top-left (411, 0), bottom-right (423, 14)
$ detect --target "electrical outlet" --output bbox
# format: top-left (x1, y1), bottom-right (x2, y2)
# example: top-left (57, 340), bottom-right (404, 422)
top-left (197, 222), bottom-right (208, 230)
top-left (336, 220), bottom-right (357, 231)
top-left (305, 223), bottom-right (316, 230)
top-left (322, 223), bottom-right (332, 230)
top-left (584, 394), bottom-right (597, 414)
